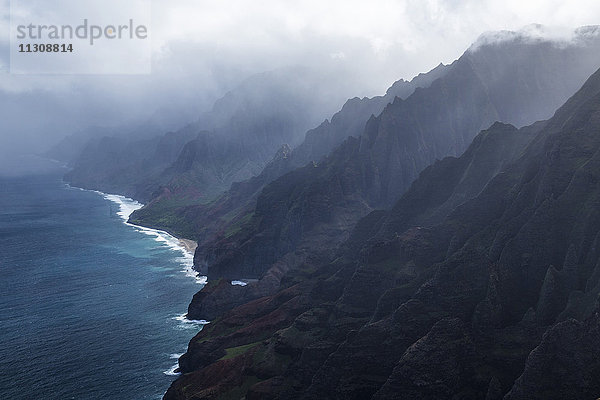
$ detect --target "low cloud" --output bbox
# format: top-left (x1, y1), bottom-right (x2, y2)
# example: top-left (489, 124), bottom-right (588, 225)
top-left (1, 0), bottom-right (600, 161)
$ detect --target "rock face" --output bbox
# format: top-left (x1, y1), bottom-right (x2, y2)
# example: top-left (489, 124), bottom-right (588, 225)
top-left (186, 279), bottom-right (248, 321)
top-left (64, 67), bottom-right (359, 206)
top-left (128, 63), bottom-right (450, 237)
top-left (505, 307), bottom-right (600, 400)
top-left (371, 318), bottom-right (483, 400)
top-left (164, 66), bottom-right (600, 399)
top-left (65, 127), bottom-right (199, 202)
top-left (189, 30), bottom-right (600, 301)
top-left (135, 28), bottom-right (600, 244)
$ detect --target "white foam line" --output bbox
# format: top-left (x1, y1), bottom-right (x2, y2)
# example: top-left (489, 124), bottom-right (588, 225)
top-left (65, 183), bottom-right (210, 384)
top-left (163, 363), bottom-right (181, 376)
top-left (173, 313), bottom-right (210, 325)
top-left (127, 223), bottom-right (207, 284)
top-left (65, 183), bottom-right (207, 285)
top-left (164, 353), bottom-right (185, 376)
top-left (171, 313), bottom-right (211, 332)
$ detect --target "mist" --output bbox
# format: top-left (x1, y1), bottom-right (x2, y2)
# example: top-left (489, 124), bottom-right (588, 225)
top-left (1, 0), bottom-right (600, 174)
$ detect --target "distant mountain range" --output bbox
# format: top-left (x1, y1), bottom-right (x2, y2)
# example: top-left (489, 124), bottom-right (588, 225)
top-left (61, 66), bottom-right (373, 203)
top-left (167, 61), bottom-right (600, 400)
top-left (147, 27), bottom-right (600, 318)
top-left (54, 26), bottom-right (600, 400)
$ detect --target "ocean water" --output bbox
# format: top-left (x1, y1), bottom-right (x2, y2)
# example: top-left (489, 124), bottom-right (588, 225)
top-left (0, 173), bottom-right (207, 400)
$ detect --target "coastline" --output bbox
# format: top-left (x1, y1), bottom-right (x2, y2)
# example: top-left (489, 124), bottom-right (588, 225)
top-left (86, 187), bottom-right (212, 384)
top-left (4, 177), bottom-right (212, 398)
top-left (178, 238), bottom-right (198, 255)
top-left (63, 182), bottom-right (204, 283)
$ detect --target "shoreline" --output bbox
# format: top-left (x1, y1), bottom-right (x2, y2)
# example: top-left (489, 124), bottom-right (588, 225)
top-left (178, 238), bottom-right (198, 255)
top-left (60, 181), bottom-right (208, 391)
top-left (64, 182), bottom-right (201, 275)
top-left (95, 190), bottom-right (205, 283)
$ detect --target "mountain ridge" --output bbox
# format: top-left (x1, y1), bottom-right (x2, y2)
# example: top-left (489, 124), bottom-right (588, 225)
top-left (164, 65), bottom-right (600, 400)
top-left (180, 30), bottom-right (600, 326)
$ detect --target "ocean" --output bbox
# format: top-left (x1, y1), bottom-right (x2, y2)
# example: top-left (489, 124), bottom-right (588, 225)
top-left (0, 173), bottom-right (206, 400)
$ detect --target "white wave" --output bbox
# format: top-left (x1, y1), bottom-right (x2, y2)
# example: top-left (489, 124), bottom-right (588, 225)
top-left (163, 352), bottom-right (184, 376)
top-left (231, 280), bottom-right (248, 286)
top-left (70, 186), bottom-right (208, 285)
top-left (101, 193), bottom-right (143, 221)
top-left (65, 182), bottom-right (210, 382)
top-left (121, 216), bottom-right (208, 285)
top-left (185, 266), bottom-right (208, 285)
top-left (163, 363), bottom-right (181, 376)
top-left (63, 182), bottom-right (90, 191)
top-left (173, 313), bottom-right (210, 326)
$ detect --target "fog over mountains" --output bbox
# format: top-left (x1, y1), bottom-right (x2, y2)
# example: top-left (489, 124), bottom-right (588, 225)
top-left (59, 66), bottom-right (359, 201)
top-left (4, 2), bottom-right (600, 394)
top-left (162, 34), bottom-right (600, 399)
top-left (35, 24), bottom-right (600, 399)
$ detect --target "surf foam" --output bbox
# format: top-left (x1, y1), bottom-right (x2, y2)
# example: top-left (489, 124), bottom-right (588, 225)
top-left (67, 185), bottom-right (208, 285)
top-left (173, 313), bottom-right (210, 330)
top-left (163, 363), bottom-right (180, 376)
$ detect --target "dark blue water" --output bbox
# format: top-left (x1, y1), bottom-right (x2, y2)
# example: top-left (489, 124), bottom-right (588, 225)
top-left (0, 174), bottom-right (205, 400)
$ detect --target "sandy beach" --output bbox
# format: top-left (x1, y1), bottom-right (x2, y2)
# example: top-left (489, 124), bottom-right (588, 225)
top-left (178, 238), bottom-right (198, 255)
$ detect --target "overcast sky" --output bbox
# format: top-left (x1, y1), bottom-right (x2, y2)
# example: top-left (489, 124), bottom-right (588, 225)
top-left (1, 0), bottom-right (600, 164)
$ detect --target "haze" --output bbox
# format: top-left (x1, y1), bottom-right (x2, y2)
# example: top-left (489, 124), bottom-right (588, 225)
top-left (1, 0), bottom-right (600, 173)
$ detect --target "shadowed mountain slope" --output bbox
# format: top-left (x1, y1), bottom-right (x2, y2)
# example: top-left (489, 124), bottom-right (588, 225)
top-left (64, 67), bottom-right (361, 204)
top-left (165, 65), bottom-right (600, 400)
top-left (181, 29), bottom-right (600, 305)
top-left (128, 62), bottom-right (450, 237)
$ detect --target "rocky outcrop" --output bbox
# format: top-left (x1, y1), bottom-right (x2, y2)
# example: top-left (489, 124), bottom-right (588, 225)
top-left (164, 65), bottom-right (600, 399)
top-left (187, 279), bottom-right (248, 321)
top-left (372, 318), bottom-right (484, 400)
top-left (192, 31), bottom-right (600, 296)
top-left (505, 306), bottom-right (600, 400)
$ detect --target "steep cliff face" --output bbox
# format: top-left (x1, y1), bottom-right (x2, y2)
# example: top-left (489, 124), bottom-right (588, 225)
top-left (128, 63), bottom-right (450, 238)
top-left (63, 67), bottom-right (355, 206)
top-left (164, 67), bottom-right (600, 400)
top-left (191, 30), bottom-right (600, 294)
top-left (65, 127), bottom-right (199, 202)
top-left (136, 29), bottom-right (600, 244)
top-left (290, 62), bottom-right (450, 166)
top-left (504, 307), bottom-right (600, 400)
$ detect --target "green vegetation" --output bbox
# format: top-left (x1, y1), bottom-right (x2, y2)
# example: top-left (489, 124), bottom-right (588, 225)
top-left (219, 341), bottom-right (262, 361)
top-left (129, 197), bottom-right (198, 239)
top-left (224, 211), bottom-right (255, 238)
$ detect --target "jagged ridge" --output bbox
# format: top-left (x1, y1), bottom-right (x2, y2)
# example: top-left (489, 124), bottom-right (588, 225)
top-left (165, 66), bottom-right (600, 400)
